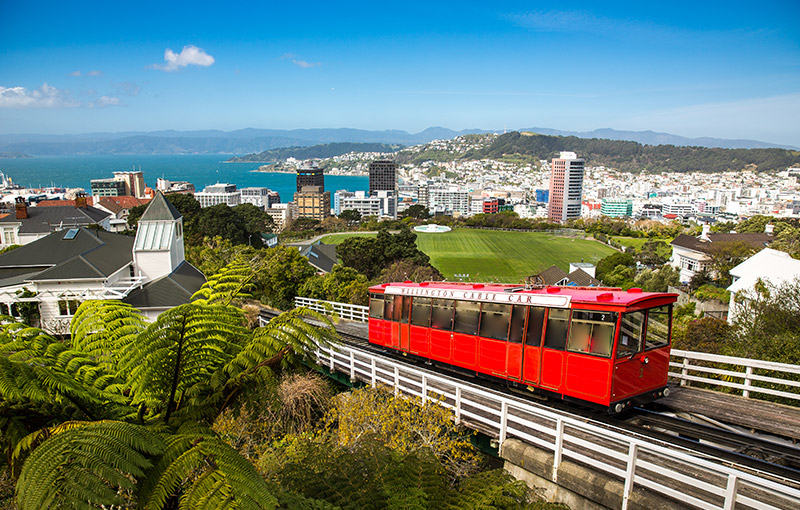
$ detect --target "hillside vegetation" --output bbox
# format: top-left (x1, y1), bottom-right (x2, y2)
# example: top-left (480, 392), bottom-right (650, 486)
top-left (464, 132), bottom-right (800, 173)
top-left (228, 142), bottom-right (403, 162)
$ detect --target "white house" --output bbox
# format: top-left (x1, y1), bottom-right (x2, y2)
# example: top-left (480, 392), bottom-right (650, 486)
top-left (0, 192), bottom-right (205, 332)
top-left (726, 248), bottom-right (800, 323)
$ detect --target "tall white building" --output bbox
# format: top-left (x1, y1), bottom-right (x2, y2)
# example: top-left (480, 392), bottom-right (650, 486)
top-left (548, 151), bottom-right (584, 223)
top-left (428, 186), bottom-right (470, 216)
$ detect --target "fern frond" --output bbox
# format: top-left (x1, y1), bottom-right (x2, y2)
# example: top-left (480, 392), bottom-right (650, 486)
top-left (120, 303), bottom-right (249, 422)
top-left (191, 258), bottom-right (258, 307)
top-left (138, 429), bottom-right (278, 510)
top-left (70, 300), bottom-right (147, 370)
top-left (15, 421), bottom-right (164, 510)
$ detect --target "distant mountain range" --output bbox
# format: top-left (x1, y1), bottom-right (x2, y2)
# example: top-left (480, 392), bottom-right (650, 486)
top-left (0, 127), bottom-right (794, 155)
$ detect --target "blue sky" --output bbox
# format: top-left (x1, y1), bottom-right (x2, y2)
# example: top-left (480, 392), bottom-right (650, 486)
top-left (1, 1), bottom-right (798, 145)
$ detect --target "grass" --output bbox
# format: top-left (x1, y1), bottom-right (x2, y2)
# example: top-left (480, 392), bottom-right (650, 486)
top-left (321, 228), bottom-right (616, 283)
top-left (318, 233), bottom-right (377, 245)
top-left (610, 236), bottom-right (673, 250)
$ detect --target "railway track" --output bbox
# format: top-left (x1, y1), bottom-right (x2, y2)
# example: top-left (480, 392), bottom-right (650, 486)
top-left (260, 309), bottom-right (800, 485)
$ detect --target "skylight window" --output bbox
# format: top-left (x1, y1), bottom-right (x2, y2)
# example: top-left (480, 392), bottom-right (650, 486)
top-left (63, 228), bottom-right (80, 240)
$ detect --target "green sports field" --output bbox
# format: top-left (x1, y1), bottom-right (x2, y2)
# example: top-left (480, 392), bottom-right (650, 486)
top-left (321, 229), bottom-right (616, 283)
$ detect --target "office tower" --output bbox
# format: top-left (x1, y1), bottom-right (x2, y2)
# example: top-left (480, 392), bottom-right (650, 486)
top-left (368, 160), bottom-right (397, 194)
top-left (296, 162), bottom-right (324, 192)
top-left (548, 152), bottom-right (584, 223)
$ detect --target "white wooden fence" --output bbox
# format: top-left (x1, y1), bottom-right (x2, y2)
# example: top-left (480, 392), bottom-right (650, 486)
top-left (670, 349), bottom-right (800, 403)
top-left (295, 296), bottom-right (369, 322)
top-left (313, 341), bottom-right (800, 510)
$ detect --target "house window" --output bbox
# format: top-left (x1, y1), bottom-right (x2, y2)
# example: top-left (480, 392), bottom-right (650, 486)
top-left (3, 230), bottom-right (14, 245)
top-left (57, 299), bottom-right (81, 316)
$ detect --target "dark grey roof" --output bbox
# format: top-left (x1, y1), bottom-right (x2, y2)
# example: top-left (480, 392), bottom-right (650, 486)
top-left (0, 228), bottom-right (134, 286)
top-left (139, 192), bottom-right (181, 222)
top-left (299, 243), bottom-right (337, 273)
top-left (671, 233), bottom-right (773, 254)
top-left (122, 261), bottom-right (206, 309)
top-left (568, 268), bottom-right (602, 287)
top-left (0, 205), bottom-right (111, 234)
top-left (538, 265), bottom-right (569, 285)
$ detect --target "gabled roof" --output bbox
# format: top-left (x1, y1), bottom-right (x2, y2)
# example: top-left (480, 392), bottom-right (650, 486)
top-left (122, 261), bottom-right (206, 309)
top-left (671, 233), bottom-right (773, 254)
top-left (139, 192), bottom-right (181, 222)
top-left (0, 228), bottom-right (134, 286)
top-left (538, 265), bottom-right (569, 286)
top-left (299, 243), bottom-right (338, 273)
top-left (568, 268), bottom-right (603, 287)
top-left (0, 205), bottom-right (111, 234)
top-left (96, 196), bottom-right (150, 214)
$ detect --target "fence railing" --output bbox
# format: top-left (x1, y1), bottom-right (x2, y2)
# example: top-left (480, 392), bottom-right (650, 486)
top-left (313, 342), bottom-right (800, 510)
top-left (295, 296), bottom-right (369, 322)
top-left (670, 349), bottom-right (800, 402)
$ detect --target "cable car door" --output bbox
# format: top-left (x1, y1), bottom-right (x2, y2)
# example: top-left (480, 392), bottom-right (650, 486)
top-left (521, 307), bottom-right (546, 385)
top-left (395, 295), bottom-right (412, 351)
top-left (539, 308), bottom-right (570, 392)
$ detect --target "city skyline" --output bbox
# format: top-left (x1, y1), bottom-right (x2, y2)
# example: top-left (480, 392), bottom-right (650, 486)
top-left (1, 1), bottom-right (798, 146)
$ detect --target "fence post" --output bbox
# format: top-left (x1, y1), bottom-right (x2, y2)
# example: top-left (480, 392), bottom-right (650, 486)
top-left (681, 356), bottom-right (690, 387)
top-left (622, 443), bottom-right (639, 510)
top-left (349, 351), bottom-right (356, 383)
top-left (552, 419), bottom-right (564, 482)
top-left (421, 375), bottom-right (427, 404)
top-left (394, 366), bottom-right (399, 396)
top-left (743, 366), bottom-right (753, 398)
top-left (723, 474), bottom-right (739, 510)
top-left (499, 401), bottom-right (508, 453)
top-left (455, 387), bottom-right (462, 424)
top-left (371, 358), bottom-right (376, 388)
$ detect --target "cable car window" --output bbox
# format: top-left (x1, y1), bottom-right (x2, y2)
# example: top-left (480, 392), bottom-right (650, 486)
top-left (645, 305), bottom-right (671, 350)
top-left (453, 301), bottom-right (480, 335)
top-left (544, 308), bottom-right (570, 350)
top-left (526, 307), bottom-right (546, 346)
top-left (618, 311), bottom-right (644, 358)
top-left (369, 294), bottom-right (384, 319)
top-left (567, 310), bottom-right (617, 358)
top-left (479, 303), bottom-right (511, 341)
top-left (411, 297), bottom-right (431, 327)
top-left (383, 295), bottom-right (394, 321)
top-left (508, 305), bottom-right (527, 343)
top-left (430, 299), bottom-right (453, 331)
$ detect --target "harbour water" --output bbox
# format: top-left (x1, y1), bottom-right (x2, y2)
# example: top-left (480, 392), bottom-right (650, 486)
top-left (0, 154), bottom-right (369, 200)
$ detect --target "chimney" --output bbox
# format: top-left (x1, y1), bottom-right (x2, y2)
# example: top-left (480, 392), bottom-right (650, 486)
top-left (765, 223), bottom-right (774, 235)
top-left (699, 223), bottom-right (711, 241)
top-left (75, 192), bottom-right (87, 209)
top-left (15, 197), bottom-right (28, 219)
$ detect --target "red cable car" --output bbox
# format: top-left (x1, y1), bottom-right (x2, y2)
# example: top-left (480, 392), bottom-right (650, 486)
top-left (368, 282), bottom-right (678, 413)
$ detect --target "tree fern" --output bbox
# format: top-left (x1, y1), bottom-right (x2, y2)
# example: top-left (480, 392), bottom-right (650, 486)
top-left (15, 421), bottom-right (164, 510)
top-left (137, 425), bottom-right (277, 510)
top-left (120, 303), bottom-right (249, 422)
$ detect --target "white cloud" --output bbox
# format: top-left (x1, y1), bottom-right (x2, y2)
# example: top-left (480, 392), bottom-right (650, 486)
top-left (153, 45), bottom-right (215, 72)
top-left (87, 70), bottom-right (103, 77)
top-left (0, 83), bottom-right (78, 108)
top-left (93, 96), bottom-right (121, 108)
top-left (69, 70), bottom-right (81, 77)
top-left (292, 59), bottom-right (321, 68)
